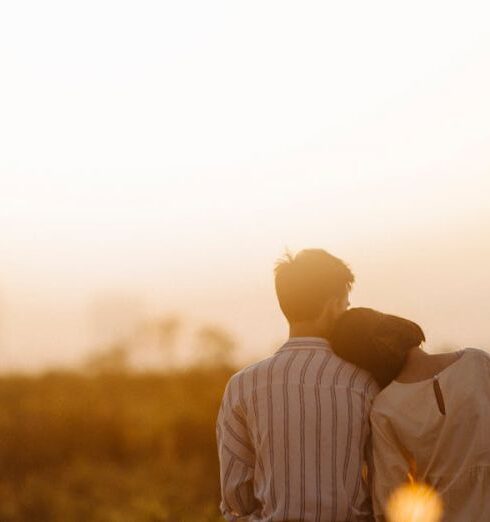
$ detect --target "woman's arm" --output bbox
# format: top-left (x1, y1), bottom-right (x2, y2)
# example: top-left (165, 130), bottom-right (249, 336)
top-left (370, 410), bottom-right (411, 520)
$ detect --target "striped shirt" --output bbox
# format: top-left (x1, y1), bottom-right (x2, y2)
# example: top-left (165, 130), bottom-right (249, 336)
top-left (217, 337), bottom-right (379, 522)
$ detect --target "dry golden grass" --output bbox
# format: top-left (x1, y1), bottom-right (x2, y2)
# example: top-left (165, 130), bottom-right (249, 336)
top-left (0, 367), bottom-right (233, 521)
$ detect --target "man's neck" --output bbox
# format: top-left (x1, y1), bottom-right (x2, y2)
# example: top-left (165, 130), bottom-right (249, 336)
top-left (289, 322), bottom-right (328, 340)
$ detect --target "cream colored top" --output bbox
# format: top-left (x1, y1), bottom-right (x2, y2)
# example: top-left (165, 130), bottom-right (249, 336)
top-left (370, 348), bottom-right (490, 521)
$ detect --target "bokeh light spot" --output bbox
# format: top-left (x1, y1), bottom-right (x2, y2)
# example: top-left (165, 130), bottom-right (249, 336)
top-left (386, 482), bottom-right (443, 522)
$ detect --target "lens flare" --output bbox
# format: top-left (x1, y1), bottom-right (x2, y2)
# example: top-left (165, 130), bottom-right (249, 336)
top-left (386, 482), bottom-right (443, 522)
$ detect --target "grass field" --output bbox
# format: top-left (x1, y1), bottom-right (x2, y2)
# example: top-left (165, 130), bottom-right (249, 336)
top-left (0, 366), bottom-right (233, 521)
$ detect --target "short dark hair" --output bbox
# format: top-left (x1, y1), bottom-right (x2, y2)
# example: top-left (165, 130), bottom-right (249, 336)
top-left (274, 249), bottom-right (354, 323)
top-left (330, 307), bottom-right (425, 388)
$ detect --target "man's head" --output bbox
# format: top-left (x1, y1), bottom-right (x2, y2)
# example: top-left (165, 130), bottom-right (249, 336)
top-left (274, 249), bottom-right (354, 338)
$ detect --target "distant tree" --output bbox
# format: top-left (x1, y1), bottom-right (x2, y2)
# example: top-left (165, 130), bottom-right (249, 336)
top-left (88, 293), bottom-right (145, 348)
top-left (0, 289), bottom-right (3, 352)
top-left (194, 325), bottom-right (236, 368)
top-left (128, 315), bottom-right (182, 370)
top-left (84, 342), bottom-right (131, 374)
top-left (151, 316), bottom-right (181, 366)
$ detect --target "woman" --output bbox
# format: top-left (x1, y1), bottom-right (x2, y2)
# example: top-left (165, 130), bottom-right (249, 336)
top-left (330, 307), bottom-right (490, 521)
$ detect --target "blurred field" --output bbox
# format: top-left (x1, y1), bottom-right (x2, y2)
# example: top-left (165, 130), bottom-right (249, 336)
top-left (0, 366), bottom-right (234, 522)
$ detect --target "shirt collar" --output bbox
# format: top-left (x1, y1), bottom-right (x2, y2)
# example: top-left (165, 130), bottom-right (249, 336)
top-left (277, 336), bottom-right (332, 353)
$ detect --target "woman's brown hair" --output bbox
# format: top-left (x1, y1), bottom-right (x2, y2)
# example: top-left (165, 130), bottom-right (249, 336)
top-left (330, 307), bottom-right (425, 388)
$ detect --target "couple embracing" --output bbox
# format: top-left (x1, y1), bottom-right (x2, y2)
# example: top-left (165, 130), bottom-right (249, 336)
top-left (217, 249), bottom-right (490, 521)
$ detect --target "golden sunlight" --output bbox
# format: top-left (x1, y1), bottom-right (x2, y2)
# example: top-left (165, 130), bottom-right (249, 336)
top-left (386, 482), bottom-right (443, 522)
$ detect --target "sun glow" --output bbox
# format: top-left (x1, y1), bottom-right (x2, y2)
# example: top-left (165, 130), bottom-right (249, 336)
top-left (2, 1), bottom-right (490, 369)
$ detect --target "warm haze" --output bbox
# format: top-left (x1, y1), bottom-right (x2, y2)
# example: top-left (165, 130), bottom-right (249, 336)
top-left (1, 0), bottom-right (490, 370)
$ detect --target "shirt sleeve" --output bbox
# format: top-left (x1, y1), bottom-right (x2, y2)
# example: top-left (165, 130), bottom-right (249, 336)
top-left (216, 376), bottom-right (258, 521)
top-left (370, 409), bottom-right (411, 521)
top-left (358, 378), bottom-right (381, 522)
top-left (361, 379), bottom-right (380, 488)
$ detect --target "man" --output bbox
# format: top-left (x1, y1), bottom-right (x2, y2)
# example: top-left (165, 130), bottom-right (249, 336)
top-left (217, 249), bottom-right (379, 521)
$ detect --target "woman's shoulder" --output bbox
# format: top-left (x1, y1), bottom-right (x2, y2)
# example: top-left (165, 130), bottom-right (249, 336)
top-left (460, 347), bottom-right (490, 370)
top-left (371, 348), bottom-right (490, 416)
top-left (462, 347), bottom-right (490, 359)
top-left (451, 347), bottom-right (490, 374)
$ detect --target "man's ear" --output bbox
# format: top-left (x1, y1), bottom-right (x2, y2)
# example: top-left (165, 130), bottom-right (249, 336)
top-left (325, 296), bottom-right (343, 315)
top-left (320, 297), bottom-right (341, 332)
top-left (327, 295), bottom-right (350, 325)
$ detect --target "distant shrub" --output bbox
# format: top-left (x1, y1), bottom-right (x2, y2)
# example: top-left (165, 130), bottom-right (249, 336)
top-left (0, 367), bottom-right (234, 521)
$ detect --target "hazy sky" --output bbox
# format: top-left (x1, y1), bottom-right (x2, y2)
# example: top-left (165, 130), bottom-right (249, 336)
top-left (1, 1), bottom-right (490, 369)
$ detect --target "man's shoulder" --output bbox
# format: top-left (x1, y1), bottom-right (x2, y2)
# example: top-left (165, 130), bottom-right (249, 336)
top-left (228, 355), bottom-right (278, 384)
top-left (221, 356), bottom-right (278, 408)
top-left (335, 356), bottom-right (378, 392)
top-left (229, 352), bottom-right (377, 394)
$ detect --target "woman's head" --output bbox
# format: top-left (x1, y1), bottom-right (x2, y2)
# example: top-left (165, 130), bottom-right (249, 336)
top-left (330, 308), bottom-right (425, 388)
